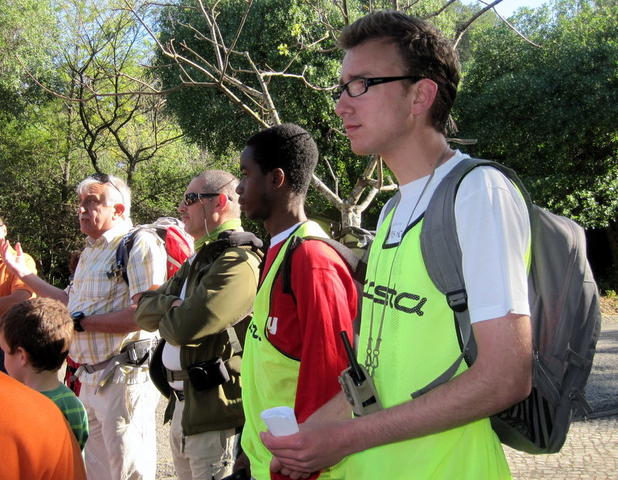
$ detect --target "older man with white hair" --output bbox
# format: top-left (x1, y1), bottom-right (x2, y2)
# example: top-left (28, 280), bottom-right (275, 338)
top-left (1, 173), bottom-right (167, 480)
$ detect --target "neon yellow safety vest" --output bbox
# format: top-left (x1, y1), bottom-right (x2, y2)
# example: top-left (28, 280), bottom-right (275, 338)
top-left (346, 209), bottom-right (511, 479)
top-left (240, 221), bottom-right (345, 480)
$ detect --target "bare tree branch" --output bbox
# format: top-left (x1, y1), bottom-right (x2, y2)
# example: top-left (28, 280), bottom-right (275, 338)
top-left (478, 0), bottom-right (543, 48)
top-left (454, 0), bottom-right (504, 49)
top-left (322, 157), bottom-right (340, 197)
top-left (220, 0), bottom-right (254, 77)
top-left (311, 174), bottom-right (344, 209)
top-left (424, 0), bottom-right (458, 20)
top-left (117, 0), bottom-right (512, 228)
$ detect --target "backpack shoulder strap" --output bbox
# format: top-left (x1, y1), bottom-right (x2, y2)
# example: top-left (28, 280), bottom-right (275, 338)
top-left (280, 236), bottom-right (360, 297)
top-left (421, 158), bottom-right (532, 298)
top-left (413, 157), bottom-right (530, 398)
top-left (422, 157), bottom-right (482, 308)
top-left (196, 230), bottom-right (264, 354)
top-left (114, 226), bottom-right (161, 285)
top-left (203, 231), bottom-right (263, 261)
top-left (114, 229), bottom-right (138, 284)
top-left (222, 230), bottom-right (264, 251)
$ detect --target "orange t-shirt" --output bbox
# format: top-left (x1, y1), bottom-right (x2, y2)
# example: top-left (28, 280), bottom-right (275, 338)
top-left (0, 247), bottom-right (37, 297)
top-left (0, 373), bottom-right (86, 480)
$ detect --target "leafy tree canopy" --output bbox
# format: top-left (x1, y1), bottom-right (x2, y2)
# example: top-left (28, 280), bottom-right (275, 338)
top-left (153, 0), bottom-right (462, 228)
top-left (0, 0), bottom-right (58, 115)
top-left (455, 0), bottom-right (617, 227)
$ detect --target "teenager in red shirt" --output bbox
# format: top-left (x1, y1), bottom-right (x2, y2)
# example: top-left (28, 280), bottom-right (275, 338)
top-left (236, 123), bottom-right (357, 480)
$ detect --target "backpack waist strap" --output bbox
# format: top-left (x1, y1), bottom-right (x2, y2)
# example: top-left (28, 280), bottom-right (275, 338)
top-left (75, 339), bottom-right (156, 392)
top-left (166, 368), bottom-right (189, 382)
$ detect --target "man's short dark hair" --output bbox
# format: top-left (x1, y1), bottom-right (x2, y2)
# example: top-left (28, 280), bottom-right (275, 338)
top-left (246, 123), bottom-right (318, 195)
top-left (338, 10), bottom-right (460, 134)
top-left (0, 298), bottom-right (72, 372)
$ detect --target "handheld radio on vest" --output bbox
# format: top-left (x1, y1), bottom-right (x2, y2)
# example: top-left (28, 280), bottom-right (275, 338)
top-left (338, 331), bottom-right (382, 416)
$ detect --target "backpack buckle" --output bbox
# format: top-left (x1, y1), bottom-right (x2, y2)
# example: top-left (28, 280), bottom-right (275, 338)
top-left (106, 263), bottom-right (124, 282)
top-left (446, 289), bottom-right (468, 312)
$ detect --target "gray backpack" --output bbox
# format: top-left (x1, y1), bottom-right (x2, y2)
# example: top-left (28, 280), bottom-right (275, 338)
top-left (408, 157), bottom-right (602, 454)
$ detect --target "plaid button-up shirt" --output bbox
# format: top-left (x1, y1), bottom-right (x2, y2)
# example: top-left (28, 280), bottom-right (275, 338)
top-left (68, 221), bottom-right (166, 385)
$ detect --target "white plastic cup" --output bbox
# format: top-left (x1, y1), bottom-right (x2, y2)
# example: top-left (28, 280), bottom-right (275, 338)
top-left (260, 406), bottom-right (299, 436)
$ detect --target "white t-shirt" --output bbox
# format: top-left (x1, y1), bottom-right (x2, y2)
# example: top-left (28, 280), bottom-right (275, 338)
top-left (379, 150), bottom-right (531, 324)
top-left (162, 254), bottom-right (196, 391)
top-left (270, 223), bottom-right (304, 249)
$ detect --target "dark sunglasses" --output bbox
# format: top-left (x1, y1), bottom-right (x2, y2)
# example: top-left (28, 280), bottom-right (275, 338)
top-left (183, 192), bottom-right (221, 206)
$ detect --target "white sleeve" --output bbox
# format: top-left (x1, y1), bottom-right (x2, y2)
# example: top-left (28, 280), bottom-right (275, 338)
top-left (454, 167), bottom-right (531, 323)
top-left (126, 230), bottom-right (167, 298)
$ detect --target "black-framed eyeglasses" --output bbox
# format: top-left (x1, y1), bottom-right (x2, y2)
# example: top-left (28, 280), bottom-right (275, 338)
top-left (183, 192), bottom-right (221, 206)
top-left (90, 172), bottom-right (124, 202)
top-left (333, 76), bottom-right (424, 101)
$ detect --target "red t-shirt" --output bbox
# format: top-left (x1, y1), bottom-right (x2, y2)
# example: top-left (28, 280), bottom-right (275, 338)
top-left (261, 238), bottom-right (357, 480)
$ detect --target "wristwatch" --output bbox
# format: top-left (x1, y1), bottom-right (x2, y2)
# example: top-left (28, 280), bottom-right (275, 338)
top-left (71, 311), bottom-right (86, 332)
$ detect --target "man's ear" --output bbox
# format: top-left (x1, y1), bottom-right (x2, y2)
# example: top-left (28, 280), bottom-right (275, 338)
top-left (270, 168), bottom-right (286, 190)
top-left (409, 78), bottom-right (439, 117)
top-left (113, 203), bottom-right (125, 218)
top-left (216, 193), bottom-right (228, 211)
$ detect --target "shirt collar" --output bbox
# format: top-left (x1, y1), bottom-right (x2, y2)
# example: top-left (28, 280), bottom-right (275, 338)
top-left (269, 222), bottom-right (303, 248)
top-left (194, 218), bottom-right (243, 251)
top-left (86, 220), bottom-right (133, 246)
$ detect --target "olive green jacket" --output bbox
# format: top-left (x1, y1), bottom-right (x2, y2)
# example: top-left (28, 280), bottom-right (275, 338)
top-left (136, 230), bottom-right (261, 435)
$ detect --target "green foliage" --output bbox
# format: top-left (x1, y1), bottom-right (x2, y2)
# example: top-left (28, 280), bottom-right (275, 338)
top-left (0, 0), bottom-right (57, 90)
top-left (0, 100), bottom-right (83, 285)
top-left (155, 0), bottom-right (468, 228)
top-left (0, 0), bottom-right (58, 117)
top-left (455, 0), bottom-right (618, 227)
top-left (0, 1), bottom-right (220, 286)
top-left (156, 0), bottom-right (358, 216)
top-left (130, 141), bottom-right (217, 224)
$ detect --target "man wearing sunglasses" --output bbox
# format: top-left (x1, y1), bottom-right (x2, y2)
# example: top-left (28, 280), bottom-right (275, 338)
top-left (136, 170), bottom-right (262, 480)
top-left (0, 173), bottom-right (167, 480)
top-left (262, 11), bottom-right (532, 480)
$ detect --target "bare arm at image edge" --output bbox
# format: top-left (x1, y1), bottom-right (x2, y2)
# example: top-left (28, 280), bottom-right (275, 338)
top-left (0, 240), bottom-right (68, 304)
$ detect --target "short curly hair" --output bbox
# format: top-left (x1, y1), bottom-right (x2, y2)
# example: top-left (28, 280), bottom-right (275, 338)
top-left (246, 123), bottom-right (318, 195)
top-left (0, 298), bottom-right (72, 372)
top-left (339, 10), bottom-right (460, 134)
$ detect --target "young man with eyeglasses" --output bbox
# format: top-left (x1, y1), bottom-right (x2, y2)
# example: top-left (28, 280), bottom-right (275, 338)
top-left (0, 174), bottom-right (167, 480)
top-left (135, 170), bottom-right (262, 480)
top-left (262, 11), bottom-right (533, 480)
top-left (235, 123), bottom-right (357, 480)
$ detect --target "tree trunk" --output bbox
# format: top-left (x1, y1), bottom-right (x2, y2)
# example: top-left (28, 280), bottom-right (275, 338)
top-left (339, 204), bottom-right (362, 229)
